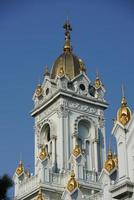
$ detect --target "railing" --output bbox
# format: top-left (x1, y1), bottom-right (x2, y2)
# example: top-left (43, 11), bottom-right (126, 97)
top-left (16, 169), bottom-right (100, 198)
top-left (18, 174), bottom-right (39, 197)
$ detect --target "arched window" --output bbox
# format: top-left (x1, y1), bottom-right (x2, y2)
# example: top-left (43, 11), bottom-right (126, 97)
top-left (78, 120), bottom-right (92, 170)
top-left (78, 120), bottom-right (90, 140)
top-left (41, 123), bottom-right (51, 145)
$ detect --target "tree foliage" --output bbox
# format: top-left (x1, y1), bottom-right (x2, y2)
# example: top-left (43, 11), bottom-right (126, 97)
top-left (0, 175), bottom-right (13, 200)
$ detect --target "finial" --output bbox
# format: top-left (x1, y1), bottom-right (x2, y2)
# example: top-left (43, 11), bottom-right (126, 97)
top-left (121, 84), bottom-right (127, 107)
top-left (44, 65), bottom-right (50, 77)
top-left (16, 160), bottom-right (24, 176)
top-left (63, 19), bottom-right (72, 52)
top-left (95, 69), bottom-right (102, 89)
top-left (116, 85), bottom-right (132, 126)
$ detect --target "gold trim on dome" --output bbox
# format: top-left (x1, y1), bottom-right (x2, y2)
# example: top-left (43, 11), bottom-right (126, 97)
top-left (117, 96), bottom-right (131, 126)
top-left (67, 170), bottom-right (78, 193)
top-left (58, 67), bottom-right (64, 76)
top-left (35, 85), bottom-right (43, 98)
top-left (39, 146), bottom-right (48, 161)
top-left (16, 160), bottom-right (24, 176)
top-left (37, 189), bottom-right (44, 200)
top-left (104, 150), bottom-right (115, 173)
top-left (72, 145), bottom-right (81, 158)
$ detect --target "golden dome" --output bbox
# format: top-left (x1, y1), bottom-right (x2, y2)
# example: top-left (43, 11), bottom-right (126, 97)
top-left (104, 150), bottom-right (115, 173)
top-left (51, 20), bottom-right (85, 80)
top-left (16, 160), bottom-right (24, 176)
top-left (117, 96), bottom-right (131, 126)
top-left (39, 146), bottom-right (48, 161)
top-left (67, 170), bottom-right (78, 193)
top-left (72, 145), bottom-right (81, 157)
top-left (37, 189), bottom-right (44, 200)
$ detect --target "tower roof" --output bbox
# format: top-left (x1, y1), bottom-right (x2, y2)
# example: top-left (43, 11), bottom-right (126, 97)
top-left (51, 20), bottom-right (85, 80)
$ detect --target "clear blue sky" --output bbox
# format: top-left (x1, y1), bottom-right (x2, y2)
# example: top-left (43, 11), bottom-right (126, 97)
top-left (0, 0), bottom-right (134, 196)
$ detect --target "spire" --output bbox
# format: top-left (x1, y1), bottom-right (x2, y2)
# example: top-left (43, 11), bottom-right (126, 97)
top-left (95, 70), bottom-right (103, 89)
top-left (121, 84), bottom-right (127, 107)
top-left (63, 18), bottom-right (72, 52)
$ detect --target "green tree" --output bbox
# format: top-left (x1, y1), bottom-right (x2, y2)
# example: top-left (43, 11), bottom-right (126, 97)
top-left (0, 175), bottom-right (13, 200)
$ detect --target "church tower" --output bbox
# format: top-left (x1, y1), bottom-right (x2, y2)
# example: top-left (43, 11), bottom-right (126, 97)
top-left (13, 21), bottom-right (109, 200)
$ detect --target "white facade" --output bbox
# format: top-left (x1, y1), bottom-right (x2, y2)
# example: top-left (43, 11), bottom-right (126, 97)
top-left (13, 22), bottom-right (134, 200)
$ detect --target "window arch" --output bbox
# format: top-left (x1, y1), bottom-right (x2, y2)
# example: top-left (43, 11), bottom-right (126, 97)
top-left (78, 120), bottom-right (91, 140)
top-left (40, 123), bottom-right (51, 145)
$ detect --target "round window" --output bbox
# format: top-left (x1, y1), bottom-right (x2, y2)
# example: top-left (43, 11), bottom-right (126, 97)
top-left (46, 88), bottom-right (49, 95)
top-left (79, 84), bottom-right (85, 91)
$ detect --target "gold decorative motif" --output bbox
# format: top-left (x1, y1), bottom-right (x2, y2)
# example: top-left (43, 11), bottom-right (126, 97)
top-left (37, 189), bottom-right (44, 200)
top-left (117, 96), bottom-right (131, 126)
top-left (36, 85), bottom-right (43, 97)
top-left (104, 150), bottom-right (115, 173)
top-left (113, 152), bottom-right (118, 168)
top-left (67, 170), bottom-right (78, 193)
top-left (95, 72), bottom-right (103, 89)
top-left (58, 67), bottom-right (64, 76)
top-left (72, 145), bottom-right (81, 157)
top-left (16, 160), bottom-right (24, 176)
top-left (39, 146), bottom-right (48, 161)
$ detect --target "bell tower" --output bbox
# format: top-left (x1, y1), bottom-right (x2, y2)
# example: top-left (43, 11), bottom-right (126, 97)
top-left (14, 21), bottom-right (108, 200)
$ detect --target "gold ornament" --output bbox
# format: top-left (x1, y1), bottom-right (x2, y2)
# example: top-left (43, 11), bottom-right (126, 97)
top-left (67, 170), bottom-right (78, 193)
top-left (117, 96), bottom-right (131, 126)
top-left (58, 67), bottom-right (64, 76)
top-left (104, 150), bottom-right (115, 173)
top-left (36, 189), bottom-right (44, 200)
top-left (39, 146), bottom-right (48, 161)
top-left (36, 85), bottom-right (43, 97)
top-left (16, 160), bottom-right (24, 176)
top-left (72, 145), bottom-right (81, 157)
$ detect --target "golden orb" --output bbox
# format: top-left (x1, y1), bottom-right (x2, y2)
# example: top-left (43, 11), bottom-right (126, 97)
top-left (104, 150), bottom-right (115, 173)
top-left (117, 97), bottom-right (131, 126)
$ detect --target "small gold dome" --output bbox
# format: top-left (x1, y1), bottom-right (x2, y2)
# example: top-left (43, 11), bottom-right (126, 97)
top-left (104, 150), bottom-right (115, 173)
top-left (117, 96), bottom-right (131, 126)
top-left (51, 52), bottom-right (85, 80)
top-left (39, 146), bottom-right (48, 161)
top-left (16, 160), bottom-right (24, 176)
top-left (37, 189), bottom-right (44, 200)
top-left (72, 145), bottom-right (81, 157)
top-left (67, 170), bottom-right (78, 193)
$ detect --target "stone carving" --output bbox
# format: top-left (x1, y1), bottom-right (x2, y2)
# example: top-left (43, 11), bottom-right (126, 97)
top-left (68, 101), bottom-right (97, 114)
top-left (57, 105), bottom-right (69, 118)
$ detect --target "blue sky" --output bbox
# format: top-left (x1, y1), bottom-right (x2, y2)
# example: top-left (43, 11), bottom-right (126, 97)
top-left (0, 0), bottom-right (134, 196)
